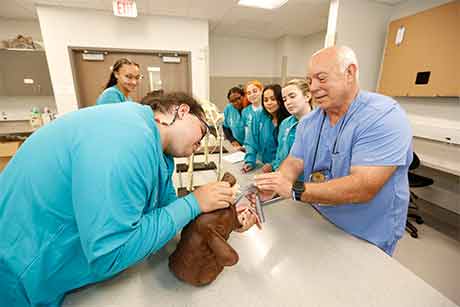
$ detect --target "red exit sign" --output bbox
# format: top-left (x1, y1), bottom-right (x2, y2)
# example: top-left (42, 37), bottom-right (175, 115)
top-left (113, 0), bottom-right (137, 18)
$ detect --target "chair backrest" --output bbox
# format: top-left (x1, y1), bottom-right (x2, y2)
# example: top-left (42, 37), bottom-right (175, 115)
top-left (409, 152), bottom-right (420, 171)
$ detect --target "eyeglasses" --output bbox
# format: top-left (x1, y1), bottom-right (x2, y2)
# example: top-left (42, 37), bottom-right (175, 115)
top-left (193, 113), bottom-right (211, 142)
top-left (155, 105), bottom-right (210, 141)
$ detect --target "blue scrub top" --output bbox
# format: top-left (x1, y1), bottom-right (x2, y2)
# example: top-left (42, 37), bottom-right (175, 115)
top-left (272, 115), bottom-right (298, 171)
top-left (242, 104), bottom-right (261, 141)
top-left (96, 85), bottom-right (131, 105)
top-left (291, 91), bottom-right (413, 255)
top-left (0, 103), bottom-right (201, 306)
top-left (244, 110), bottom-right (278, 168)
top-left (223, 104), bottom-right (245, 144)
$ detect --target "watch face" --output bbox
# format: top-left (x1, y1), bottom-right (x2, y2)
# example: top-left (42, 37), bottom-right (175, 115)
top-left (293, 181), bottom-right (304, 191)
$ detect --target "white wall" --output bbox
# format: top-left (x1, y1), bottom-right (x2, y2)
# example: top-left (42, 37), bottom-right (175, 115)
top-left (280, 36), bottom-right (306, 77)
top-left (303, 31), bottom-right (326, 70)
top-left (37, 6), bottom-right (209, 115)
top-left (273, 33), bottom-right (325, 78)
top-left (209, 35), bottom-right (277, 78)
top-left (0, 17), bottom-right (43, 42)
top-left (336, 0), bottom-right (392, 92)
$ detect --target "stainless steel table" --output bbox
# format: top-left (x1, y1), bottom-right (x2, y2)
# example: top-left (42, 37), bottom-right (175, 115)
top-left (64, 157), bottom-right (458, 307)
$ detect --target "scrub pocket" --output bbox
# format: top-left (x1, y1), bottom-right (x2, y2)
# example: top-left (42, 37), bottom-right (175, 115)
top-left (330, 151), bottom-right (351, 178)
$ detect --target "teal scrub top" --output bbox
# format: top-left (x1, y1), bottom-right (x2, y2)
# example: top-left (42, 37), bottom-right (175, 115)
top-left (241, 105), bottom-right (261, 141)
top-left (96, 85), bottom-right (131, 105)
top-left (243, 110), bottom-right (278, 168)
top-left (272, 115), bottom-right (298, 171)
top-left (291, 91), bottom-right (413, 255)
top-left (223, 104), bottom-right (245, 144)
top-left (0, 103), bottom-right (201, 306)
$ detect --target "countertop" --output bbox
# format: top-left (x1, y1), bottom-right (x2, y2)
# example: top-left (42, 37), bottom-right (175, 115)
top-left (413, 137), bottom-right (460, 176)
top-left (63, 156), bottom-right (458, 307)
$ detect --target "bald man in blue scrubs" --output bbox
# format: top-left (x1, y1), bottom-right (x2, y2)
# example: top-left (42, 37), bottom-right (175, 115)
top-left (0, 93), bottom-right (235, 306)
top-left (255, 46), bottom-right (412, 256)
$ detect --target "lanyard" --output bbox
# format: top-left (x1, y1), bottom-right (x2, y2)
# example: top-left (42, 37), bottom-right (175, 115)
top-left (309, 110), bottom-right (350, 176)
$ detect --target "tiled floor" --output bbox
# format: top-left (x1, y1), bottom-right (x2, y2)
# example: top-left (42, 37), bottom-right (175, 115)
top-left (394, 208), bottom-right (460, 306)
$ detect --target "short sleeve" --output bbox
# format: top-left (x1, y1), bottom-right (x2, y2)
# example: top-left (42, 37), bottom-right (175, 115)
top-left (351, 106), bottom-right (412, 167)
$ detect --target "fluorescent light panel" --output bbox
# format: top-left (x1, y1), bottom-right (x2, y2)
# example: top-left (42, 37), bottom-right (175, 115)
top-left (238, 0), bottom-right (289, 10)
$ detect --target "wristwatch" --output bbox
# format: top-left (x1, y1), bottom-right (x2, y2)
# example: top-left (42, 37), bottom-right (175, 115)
top-left (292, 181), bottom-right (305, 201)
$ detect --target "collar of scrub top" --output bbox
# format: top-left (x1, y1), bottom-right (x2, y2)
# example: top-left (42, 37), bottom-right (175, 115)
top-left (309, 95), bottom-right (362, 180)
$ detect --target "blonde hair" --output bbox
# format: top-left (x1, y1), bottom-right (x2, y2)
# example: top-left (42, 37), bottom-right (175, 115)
top-left (284, 79), bottom-right (310, 97)
top-left (284, 78), bottom-right (314, 108)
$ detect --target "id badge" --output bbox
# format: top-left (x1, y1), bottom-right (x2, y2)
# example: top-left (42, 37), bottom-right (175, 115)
top-left (309, 170), bottom-right (329, 183)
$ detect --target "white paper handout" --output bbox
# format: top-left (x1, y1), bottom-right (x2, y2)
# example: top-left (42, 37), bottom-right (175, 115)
top-left (223, 151), bottom-right (245, 164)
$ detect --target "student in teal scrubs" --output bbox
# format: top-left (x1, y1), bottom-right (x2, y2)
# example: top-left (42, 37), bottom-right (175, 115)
top-left (223, 86), bottom-right (246, 151)
top-left (242, 84), bottom-right (290, 173)
top-left (96, 58), bottom-right (142, 105)
top-left (0, 93), bottom-right (235, 306)
top-left (241, 80), bottom-right (263, 141)
top-left (272, 79), bottom-right (313, 172)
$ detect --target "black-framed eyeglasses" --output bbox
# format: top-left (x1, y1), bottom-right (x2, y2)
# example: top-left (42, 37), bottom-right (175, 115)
top-left (193, 113), bottom-right (211, 142)
top-left (154, 105), bottom-right (210, 142)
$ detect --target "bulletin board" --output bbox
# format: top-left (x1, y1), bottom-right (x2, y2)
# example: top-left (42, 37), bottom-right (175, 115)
top-left (377, 1), bottom-right (460, 97)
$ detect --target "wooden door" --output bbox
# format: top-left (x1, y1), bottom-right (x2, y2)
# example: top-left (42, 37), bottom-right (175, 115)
top-left (71, 49), bottom-right (191, 108)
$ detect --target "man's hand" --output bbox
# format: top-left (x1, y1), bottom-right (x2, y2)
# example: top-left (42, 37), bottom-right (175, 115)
top-left (261, 164), bottom-right (272, 173)
top-left (246, 190), bottom-right (276, 206)
top-left (254, 172), bottom-right (293, 199)
top-left (193, 182), bottom-right (235, 213)
top-left (241, 163), bottom-right (253, 173)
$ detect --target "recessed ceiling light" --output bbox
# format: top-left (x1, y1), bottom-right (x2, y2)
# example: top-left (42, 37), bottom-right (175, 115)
top-left (238, 0), bottom-right (289, 10)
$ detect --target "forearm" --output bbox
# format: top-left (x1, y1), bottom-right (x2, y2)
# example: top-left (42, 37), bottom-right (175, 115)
top-left (300, 174), bottom-right (375, 205)
top-left (278, 156), bottom-right (303, 183)
top-left (223, 126), bottom-right (236, 142)
top-left (88, 194), bottom-right (200, 278)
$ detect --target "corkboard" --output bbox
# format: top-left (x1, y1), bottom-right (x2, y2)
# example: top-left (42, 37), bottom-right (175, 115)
top-left (378, 1), bottom-right (460, 97)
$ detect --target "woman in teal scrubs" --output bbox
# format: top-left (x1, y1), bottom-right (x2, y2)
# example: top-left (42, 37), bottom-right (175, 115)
top-left (241, 80), bottom-right (263, 140)
top-left (223, 86), bottom-right (246, 151)
top-left (272, 79), bottom-right (313, 172)
top-left (242, 84), bottom-right (290, 173)
top-left (96, 58), bottom-right (142, 105)
top-left (0, 93), bottom-right (235, 306)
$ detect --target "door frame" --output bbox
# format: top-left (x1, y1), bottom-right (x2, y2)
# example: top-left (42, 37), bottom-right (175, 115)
top-left (68, 46), bottom-right (193, 109)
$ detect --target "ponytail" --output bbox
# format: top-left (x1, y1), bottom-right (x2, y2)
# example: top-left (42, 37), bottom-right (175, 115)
top-left (105, 72), bottom-right (118, 89)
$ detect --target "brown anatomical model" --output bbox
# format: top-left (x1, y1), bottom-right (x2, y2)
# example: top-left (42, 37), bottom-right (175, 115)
top-left (168, 172), bottom-right (245, 286)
